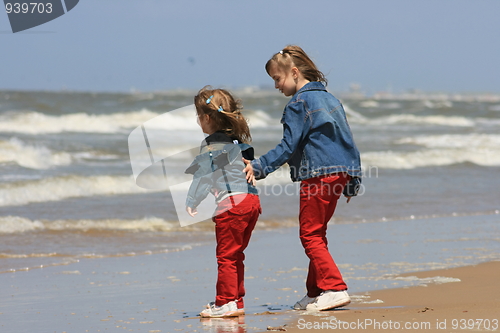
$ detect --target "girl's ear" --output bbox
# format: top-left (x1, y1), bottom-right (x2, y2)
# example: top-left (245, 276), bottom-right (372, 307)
top-left (291, 66), bottom-right (300, 80)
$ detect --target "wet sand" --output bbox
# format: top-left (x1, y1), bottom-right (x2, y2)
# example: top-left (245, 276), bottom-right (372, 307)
top-left (1, 214), bottom-right (499, 332)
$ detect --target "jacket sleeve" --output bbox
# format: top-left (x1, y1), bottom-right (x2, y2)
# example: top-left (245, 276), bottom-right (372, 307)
top-left (185, 156), bottom-right (213, 209)
top-left (251, 101), bottom-right (307, 179)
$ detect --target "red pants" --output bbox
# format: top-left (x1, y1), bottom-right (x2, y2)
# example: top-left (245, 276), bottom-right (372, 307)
top-left (299, 173), bottom-right (349, 297)
top-left (213, 194), bottom-right (261, 308)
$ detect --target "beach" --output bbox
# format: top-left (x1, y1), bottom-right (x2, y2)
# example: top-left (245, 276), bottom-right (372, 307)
top-left (279, 260), bottom-right (500, 333)
top-left (1, 213), bottom-right (499, 333)
top-left (1, 90), bottom-right (500, 332)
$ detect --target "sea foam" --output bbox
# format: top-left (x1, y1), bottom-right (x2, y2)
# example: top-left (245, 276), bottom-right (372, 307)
top-left (0, 109), bottom-right (160, 134)
top-left (0, 138), bottom-right (71, 169)
top-left (0, 108), bottom-right (277, 135)
top-left (362, 148), bottom-right (500, 169)
top-left (0, 216), bottom-right (179, 234)
top-left (0, 175), bottom-right (154, 207)
top-left (361, 114), bottom-right (475, 127)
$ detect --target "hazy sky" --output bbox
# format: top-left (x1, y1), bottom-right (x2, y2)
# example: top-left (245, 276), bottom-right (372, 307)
top-left (2, 0), bottom-right (499, 94)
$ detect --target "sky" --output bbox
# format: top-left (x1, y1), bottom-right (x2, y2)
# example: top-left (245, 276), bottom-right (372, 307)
top-left (1, 0), bottom-right (500, 94)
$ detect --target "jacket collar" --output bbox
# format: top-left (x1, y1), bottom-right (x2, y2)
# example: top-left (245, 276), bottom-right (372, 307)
top-left (296, 81), bottom-right (327, 95)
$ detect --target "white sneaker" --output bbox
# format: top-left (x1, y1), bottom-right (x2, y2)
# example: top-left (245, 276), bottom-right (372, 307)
top-left (305, 290), bottom-right (351, 311)
top-left (206, 301), bottom-right (244, 315)
top-left (293, 295), bottom-right (317, 310)
top-left (200, 301), bottom-right (239, 318)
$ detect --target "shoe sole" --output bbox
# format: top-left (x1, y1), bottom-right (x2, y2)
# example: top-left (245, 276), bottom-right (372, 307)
top-left (308, 298), bottom-right (351, 311)
top-left (200, 311), bottom-right (240, 318)
top-left (293, 299), bottom-right (317, 310)
top-left (293, 305), bottom-right (309, 310)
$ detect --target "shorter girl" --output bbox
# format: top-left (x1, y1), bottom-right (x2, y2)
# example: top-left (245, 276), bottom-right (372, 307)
top-left (185, 86), bottom-right (261, 318)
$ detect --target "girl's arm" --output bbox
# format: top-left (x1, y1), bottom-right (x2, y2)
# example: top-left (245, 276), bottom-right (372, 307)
top-left (185, 155), bottom-right (213, 212)
top-left (185, 173), bottom-right (212, 211)
top-left (250, 101), bottom-right (306, 179)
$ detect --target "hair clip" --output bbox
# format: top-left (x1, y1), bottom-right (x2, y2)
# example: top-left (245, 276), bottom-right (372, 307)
top-left (218, 106), bottom-right (224, 112)
top-left (279, 50), bottom-right (283, 55)
top-left (206, 95), bottom-right (214, 104)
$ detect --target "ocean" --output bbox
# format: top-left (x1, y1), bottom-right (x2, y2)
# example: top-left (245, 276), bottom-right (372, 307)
top-left (1, 88), bottom-right (500, 275)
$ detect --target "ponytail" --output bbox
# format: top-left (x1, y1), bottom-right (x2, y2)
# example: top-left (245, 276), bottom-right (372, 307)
top-left (194, 86), bottom-right (252, 143)
top-left (265, 45), bottom-right (327, 86)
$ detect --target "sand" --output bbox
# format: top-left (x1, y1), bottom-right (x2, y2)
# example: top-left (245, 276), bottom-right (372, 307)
top-left (270, 260), bottom-right (500, 333)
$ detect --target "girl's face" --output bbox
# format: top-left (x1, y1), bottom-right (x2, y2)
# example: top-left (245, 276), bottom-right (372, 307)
top-left (268, 62), bottom-right (298, 97)
top-left (197, 111), bottom-right (213, 135)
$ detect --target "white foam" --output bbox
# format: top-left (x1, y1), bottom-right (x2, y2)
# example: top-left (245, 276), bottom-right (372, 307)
top-left (357, 101), bottom-right (403, 110)
top-left (361, 299), bottom-right (384, 304)
top-left (0, 107), bottom-right (278, 135)
top-left (0, 216), bottom-right (44, 233)
top-left (246, 109), bottom-right (280, 128)
top-left (397, 134), bottom-right (500, 149)
top-left (394, 276), bottom-right (461, 286)
top-left (359, 100), bottom-right (380, 108)
top-left (0, 109), bottom-right (168, 134)
top-left (372, 114), bottom-right (474, 127)
top-left (362, 147), bottom-right (500, 169)
top-left (0, 175), bottom-right (154, 207)
top-left (362, 134), bottom-right (500, 169)
top-left (344, 104), bottom-right (476, 127)
top-left (343, 104), bottom-right (368, 121)
top-left (0, 138), bottom-right (72, 169)
top-left (0, 216), bottom-right (187, 234)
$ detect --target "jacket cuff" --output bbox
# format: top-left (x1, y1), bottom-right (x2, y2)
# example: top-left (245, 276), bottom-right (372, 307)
top-left (185, 196), bottom-right (198, 209)
top-left (251, 159), bottom-right (266, 180)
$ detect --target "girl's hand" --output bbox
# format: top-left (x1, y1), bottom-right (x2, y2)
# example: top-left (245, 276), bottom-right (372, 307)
top-left (186, 206), bottom-right (197, 217)
top-left (243, 158), bottom-right (256, 186)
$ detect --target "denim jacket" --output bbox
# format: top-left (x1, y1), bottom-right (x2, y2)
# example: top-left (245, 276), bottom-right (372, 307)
top-left (185, 132), bottom-right (258, 209)
top-left (251, 81), bottom-right (362, 182)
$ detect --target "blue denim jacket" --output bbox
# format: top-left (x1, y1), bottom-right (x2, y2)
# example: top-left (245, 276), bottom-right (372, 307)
top-left (185, 134), bottom-right (258, 209)
top-left (251, 81), bottom-right (362, 181)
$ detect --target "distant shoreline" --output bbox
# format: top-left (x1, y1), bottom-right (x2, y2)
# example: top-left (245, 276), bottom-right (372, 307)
top-left (1, 87), bottom-right (500, 102)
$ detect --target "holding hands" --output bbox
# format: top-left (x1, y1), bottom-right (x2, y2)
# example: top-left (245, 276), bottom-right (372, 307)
top-left (243, 158), bottom-right (256, 186)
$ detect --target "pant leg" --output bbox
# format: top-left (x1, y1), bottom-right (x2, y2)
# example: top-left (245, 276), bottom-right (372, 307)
top-left (236, 194), bottom-right (260, 308)
top-left (299, 173), bottom-right (349, 297)
top-left (213, 194), bottom-right (260, 307)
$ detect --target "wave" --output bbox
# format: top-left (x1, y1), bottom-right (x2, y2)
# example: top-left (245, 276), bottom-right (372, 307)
top-left (0, 108), bottom-right (277, 135)
top-left (0, 175), bottom-right (153, 207)
top-left (0, 138), bottom-right (72, 169)
top-left (0, 167), bottom-right (301, 207)
top-left (0, 216), bottom-right (180, 234)
top-left (349, 114), bottom-right (475, 127)
top-left (0, 215), bottom-right (299, 235)
top-left (362, 148), bottom-right (500, 169)
top-left (397, 134), bottom-right (500, 149)
top-left (360, 134), bottom-right (500, 169)
top-left (357, 101), bottom-right (403, 109)
top-left (247, 109), bottom-right (281, 128)
top-left (0, 109), bottom-right (160, 134)
top-left (343, 105), bottom-right (368, 121)
top-left (381, 114), bottom-right (474, 127)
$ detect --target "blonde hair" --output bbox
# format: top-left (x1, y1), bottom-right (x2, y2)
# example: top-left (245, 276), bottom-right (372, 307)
top-left (194, 86), bottom-right (251, 144)
top-left (265, 45), bottom-right (327, 86)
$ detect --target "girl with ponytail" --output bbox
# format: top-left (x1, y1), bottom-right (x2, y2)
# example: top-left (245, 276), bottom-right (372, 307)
top-left (245, 45), bottom-right (362, 312)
